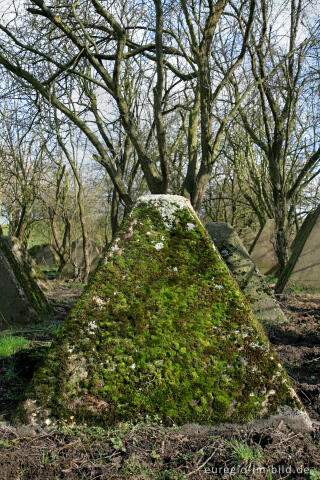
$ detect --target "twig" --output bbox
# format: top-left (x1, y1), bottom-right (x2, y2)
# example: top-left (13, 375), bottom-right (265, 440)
top-left (187, 449), bottom-right (217, 477)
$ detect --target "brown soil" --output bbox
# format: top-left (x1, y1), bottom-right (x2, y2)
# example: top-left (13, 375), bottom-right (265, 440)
top-left (0, 286), bottom-right (320, 479)
top-left (273, 294), bottom-right (320, 423)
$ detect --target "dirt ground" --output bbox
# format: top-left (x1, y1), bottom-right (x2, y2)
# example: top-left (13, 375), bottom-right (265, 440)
top-left (272, 294), bottom-right (320, 424)
top-left (1, 283), bottom-right (320, 479)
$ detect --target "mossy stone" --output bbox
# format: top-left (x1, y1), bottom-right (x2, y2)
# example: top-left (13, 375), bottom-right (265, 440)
top-left (0, 236), bottom-right (50, 329)
top-left (205, 222), bottom-right (287, 328)
top-left (14, 195), bottom-right (310, 430)
top-left (29, 244), bottom-right (59, 268)
top-left (250, 220), bottom-right (278, 274)
top-left (60, 240), bottom-right (101, 280)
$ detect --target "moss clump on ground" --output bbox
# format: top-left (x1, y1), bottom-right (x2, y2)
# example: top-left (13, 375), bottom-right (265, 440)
top-left (0, 236), bottom-right (50, 316)
top-left (14, 195), bottom-right (305, 427)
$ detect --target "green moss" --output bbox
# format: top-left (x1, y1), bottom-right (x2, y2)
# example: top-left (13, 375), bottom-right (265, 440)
top-left (0, 237), bottom-right (50, 316)
top-left (15, 198), bottom-right (301, 426)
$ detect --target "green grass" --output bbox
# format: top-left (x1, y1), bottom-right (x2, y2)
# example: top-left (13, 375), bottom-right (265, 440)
top-left (230, 440), bottom-right (263, 466)
top-left (0, 335), bottom-right (30, 358)
top-left (287, 283), bottom-right (303, 294)
top-left (66, 281), bottom-right (86, 290)
top-left (265, 277), bottom-right (278, 284)
top-left (3, 317), bottom-right (62, 342)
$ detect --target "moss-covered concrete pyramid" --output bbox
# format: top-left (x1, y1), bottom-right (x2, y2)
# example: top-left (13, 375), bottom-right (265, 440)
top-left (15, 196), bottom-right (311, 429)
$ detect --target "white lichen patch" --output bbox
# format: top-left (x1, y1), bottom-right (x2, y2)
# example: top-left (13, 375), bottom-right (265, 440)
top-left (104, 218), bottom-right (138, 264)
top-left (187, 223), bottom-right (196, 230)
top-left (134, 194), bottom-right (200, 231)
top-left (110, 244), bottom-right (120, 254)
top-left (88, 321), bottom-right (98, 334)
top-left (104, 241), bottom-right (122, 263)
top-left (92, 296), bottom-right (107, 307)
top-left (249, 342), bottom-right (266, 350)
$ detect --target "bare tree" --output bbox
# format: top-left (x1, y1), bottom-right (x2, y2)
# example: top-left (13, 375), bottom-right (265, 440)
top-left (0, 0), bottom-right (256, 213)
top-left (229, 0), bottom-right (320, 270)
top-left (0, 104), bottom-right (47, 242)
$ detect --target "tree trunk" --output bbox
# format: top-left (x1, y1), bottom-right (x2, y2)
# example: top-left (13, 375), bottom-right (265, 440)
top-left (111, 188), bottom-right (120, 237)
top-left (181, 88), bottom-right (200, 202)
top-left (16, 205), bottom-right (29, 241)
top-left (49, 206), bottom-right (69, 273)
top-left (77, 183), bottom-right (90, 283)
top-left (274, 193), bottom-right (289, 272)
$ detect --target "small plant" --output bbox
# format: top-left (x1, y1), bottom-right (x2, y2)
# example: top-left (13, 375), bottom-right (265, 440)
top-left (48, 324), bottom-right (60, 337)
top-left (265, 277), bottom-right (278, 284)
top-left (0, 335), bottom-right (30, 358)
top-left (230, 440), bottom-right (262, 466)
top-left (287, 283), bottom-right (303, 294)
top-left (0, 440), bottom-right (10, 448)
top-left (110, 437), bottom-right (126, 452)
top-left (309, 468), bottom-right (320, 480)
top-left (82, 425), bottom-right (107, 440)
top-left (151, 449), bottom-right (160, 460)
top-left (3, 360), bottom-right (19, 381)
top-left (41, 450), bottom-right (57, 465)
top-left (123, 454), bottom-right (153, 476)
top-left (267, 467), bottom-right (273, 479)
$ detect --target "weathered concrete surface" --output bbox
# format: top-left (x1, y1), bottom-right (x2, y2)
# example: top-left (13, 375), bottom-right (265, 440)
top-left (0, 236), bottom-right (50, 329)
top-left (206, 222), bottom-right (287, 327)
top-left (2, 237), bottom-right (48, 291)
top-left (251, 219), bottom-right (278, 274)
top-left (237, 225), bottom-right (258, 252)
top-left (14, 195), bottom-right (311, 431)
top-left (286, 214), bottom-right (320, 292)
top-left (29, 244), bottom-right (59, 269)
